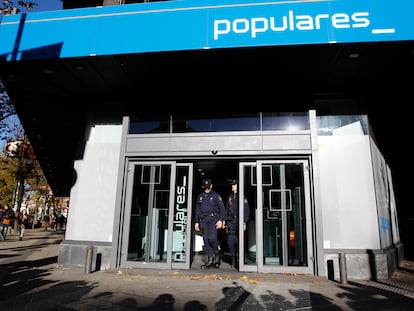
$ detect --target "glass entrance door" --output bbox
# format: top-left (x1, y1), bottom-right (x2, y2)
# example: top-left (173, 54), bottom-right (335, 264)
top-left (239, 160), bottom-right (314, 274)
top-left (120, 161), bottom-right (193, 269)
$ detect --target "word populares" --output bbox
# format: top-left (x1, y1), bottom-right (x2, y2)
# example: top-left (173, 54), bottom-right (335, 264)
top-left (213, 10), bottom-right (370, 39)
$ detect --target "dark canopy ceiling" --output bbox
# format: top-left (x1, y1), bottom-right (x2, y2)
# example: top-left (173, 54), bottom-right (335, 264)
top-left (0, 42), bottom-right (412, 203)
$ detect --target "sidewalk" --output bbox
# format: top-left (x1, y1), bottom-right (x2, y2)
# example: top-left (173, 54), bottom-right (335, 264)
top-left (1, 228), bottom-right (414, 310)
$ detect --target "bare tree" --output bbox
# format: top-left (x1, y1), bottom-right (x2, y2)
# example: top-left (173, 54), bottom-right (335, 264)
top-left (0, 80), bottom-right (23, 143)
top-left (0, 78), bottom-right (49, 221)
top-left (0, 1), bottom-right (37, 15)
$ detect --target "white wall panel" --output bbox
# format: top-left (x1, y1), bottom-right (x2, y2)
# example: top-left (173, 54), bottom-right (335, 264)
top-left (318, 135), bottom-right (380, 250)
top-left (65, 124), bottom-right (122, 242)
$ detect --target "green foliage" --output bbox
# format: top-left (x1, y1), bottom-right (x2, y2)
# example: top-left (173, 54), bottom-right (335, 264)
top-left (24, 159), bottom-right (50, 202)
top-left (0, 154), bottom-right (18, 205)
top-left (0, 146), bottom-right (50, 212)
top-left (0, 79), bottom-right (50, 212)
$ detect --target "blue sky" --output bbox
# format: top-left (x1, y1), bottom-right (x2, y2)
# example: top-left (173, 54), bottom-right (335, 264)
top-left (22, 0), bottom-right (63, 13)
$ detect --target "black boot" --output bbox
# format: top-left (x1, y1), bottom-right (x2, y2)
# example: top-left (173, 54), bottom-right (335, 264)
top-left (214, 252), bottom-right (221, 268)
top-left (230, 256), bottom-right (236, 267)
top-left (202, 256), bottom-right (216, 268)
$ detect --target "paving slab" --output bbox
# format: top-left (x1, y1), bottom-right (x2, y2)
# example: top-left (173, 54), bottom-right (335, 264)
top-left (1, 228), bottom-right (414, 311)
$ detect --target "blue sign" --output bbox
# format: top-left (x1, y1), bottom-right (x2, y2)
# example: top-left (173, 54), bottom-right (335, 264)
top-left (0, 0), bottom-right (413, 61)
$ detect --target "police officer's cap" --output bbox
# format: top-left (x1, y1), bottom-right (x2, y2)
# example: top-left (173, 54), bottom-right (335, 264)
top-left (202, 179), bottom-right (212, 189)
top-left (230, 179), bottom-right (238, 185)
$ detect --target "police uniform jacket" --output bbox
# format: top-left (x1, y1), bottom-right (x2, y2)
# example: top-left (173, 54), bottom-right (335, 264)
top-left (194, 190), bottom-right (226, 225)
top-left (226, 193), bottom-right (250, 231)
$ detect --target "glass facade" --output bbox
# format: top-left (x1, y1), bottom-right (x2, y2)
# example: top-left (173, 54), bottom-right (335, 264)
top-left (129, 112), bottom-right (310, 134)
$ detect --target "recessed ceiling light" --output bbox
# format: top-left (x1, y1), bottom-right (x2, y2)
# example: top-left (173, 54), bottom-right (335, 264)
top-left (42, 69), bottom-right (54, 75)
top-left (74, 64), bottom-right (86, 71)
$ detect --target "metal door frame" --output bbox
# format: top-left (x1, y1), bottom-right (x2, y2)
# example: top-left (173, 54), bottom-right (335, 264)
top-left (120, 160), bottom-right (193, 270)
top-left (239, 159), bottom-right (314, 274)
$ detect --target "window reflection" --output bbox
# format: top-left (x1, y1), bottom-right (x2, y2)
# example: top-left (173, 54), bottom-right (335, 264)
top-left (129, 116), bottom-right (170, 134)
top-left (262, 112), bottom-right (310, 131)
top-left (174, 113), bottom-right (260, 133)
top-left (316, 115), bottom-right (368, 136)
top-left (129, 112), bottom-right (310, 134)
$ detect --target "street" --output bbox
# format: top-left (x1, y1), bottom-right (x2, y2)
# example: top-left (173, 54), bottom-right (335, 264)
top-left (1, 228), bottom-right (414, 311)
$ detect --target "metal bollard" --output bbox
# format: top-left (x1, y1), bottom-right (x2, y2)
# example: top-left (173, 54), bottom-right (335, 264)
top-left (327, 259), bottom-right (335, 281)
top-left (85, 245), bottom-right (93, 274)
top-left (339, 252), bottom-right (348, 284)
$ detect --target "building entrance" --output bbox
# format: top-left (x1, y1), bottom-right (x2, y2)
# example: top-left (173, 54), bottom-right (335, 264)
top-left (120, 159), bottom-right (314, 275)
top-left (120, 161), bottom-right (194, 270)
top-left (238, 160), bottom-right (314, 274)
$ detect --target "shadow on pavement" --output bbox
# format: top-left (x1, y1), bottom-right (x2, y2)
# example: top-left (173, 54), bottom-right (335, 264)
top-left (1, 230), bottom-right (414, 310)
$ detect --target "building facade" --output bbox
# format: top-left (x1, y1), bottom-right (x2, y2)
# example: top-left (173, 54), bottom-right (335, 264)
top-left (56, 112), bottom-right (401, 280)
top-left (0, 0), bottom-right (412, 280)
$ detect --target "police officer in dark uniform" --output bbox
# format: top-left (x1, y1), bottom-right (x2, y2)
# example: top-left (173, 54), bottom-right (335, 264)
top-left (194, 178), bottom-right (226, 268)
top-left (225, 179), bottom-right (250, 268)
